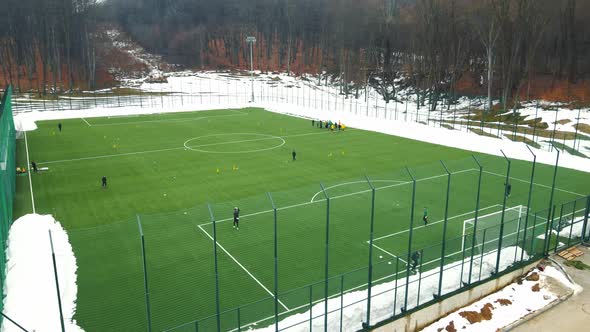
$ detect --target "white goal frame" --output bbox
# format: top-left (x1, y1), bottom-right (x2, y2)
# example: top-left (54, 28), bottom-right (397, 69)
top-left (461, 205), bottom-right (527, 251)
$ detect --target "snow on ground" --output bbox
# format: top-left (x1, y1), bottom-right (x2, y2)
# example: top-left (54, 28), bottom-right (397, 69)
top-left (421, 264), bottom-right (580, 332)
top-left (247, 247), bottom-right (526, 331)
top-left (12, 72), bottom-right (590, 173)
top-left (1, 214), bottom-right (82, 332)
top-left (262, 102), bottom-right (590, 173)
top-left (7, 71), bottom-right (590, 331)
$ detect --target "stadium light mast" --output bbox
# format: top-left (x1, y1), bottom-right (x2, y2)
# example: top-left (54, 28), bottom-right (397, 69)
top-left (246, 36), bottom-right (257, 102)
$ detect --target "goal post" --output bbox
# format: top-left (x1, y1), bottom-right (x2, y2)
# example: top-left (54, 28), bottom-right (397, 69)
top-left (462, 205), bottom-right (527, 254)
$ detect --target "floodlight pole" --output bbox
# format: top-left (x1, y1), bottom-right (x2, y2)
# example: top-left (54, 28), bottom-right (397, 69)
top-left (494, 150), bottom-right (511, 274)
top-left (543, 143), bottom-right (560, 256)
top-left (468, 155), bottom-right (483, 285)
top-left (319, 183), bottom-right (331, 331)
top-left (246, 36), bottom-right (257, 102)
top-left (363, 176), bottom-right (376, 328)
top-left (267, 193), bottom-right (279, 332)
top-left (521, 146), bottom-right (536, 261)
top-left (208, 204), bottom-right (222, 332)
top-left (402, 167), bottom-right (416, 313)
top-left (436, 161), bottom-right (451, 298)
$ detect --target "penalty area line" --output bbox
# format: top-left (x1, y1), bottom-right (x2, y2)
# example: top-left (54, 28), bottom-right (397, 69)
top-left (370, 243), bottom-right (408, 264)
top-left (197, 225), bottom-right (289, 311)
top-left (371, 204), bottom-right (502, 242)
top-left (81, 118), bottom-right (92, 127)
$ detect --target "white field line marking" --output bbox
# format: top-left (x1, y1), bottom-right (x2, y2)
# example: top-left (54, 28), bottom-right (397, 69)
top-left (464, 205), bottom-right (525, 224)
top-left (310, 179), bottom-right (407, 203)
top-left (233, 223), bottom-right (527, 332)
top-left (197, 225), bottom-right (290, 311)
top-left (81, 118), bottom-right (92, 127)
top-left (88, 111), bottom-right (247, 126)
top-left (40, 147), bottom-right (186, 165)
top-left (39, 129), bottom-right (349, 165)
top-left (371, 204), bottom-right (502, 242)
top-left (24, 131), bottom-right (36, 214)
top-left (482, 170), bottom-right (586, 197)
top-left (372, 243), bottom-right (408, 264)
top-left (197, 169), bottom-right (478, 227)
top-left (185, 136), bottom-right (284, 149)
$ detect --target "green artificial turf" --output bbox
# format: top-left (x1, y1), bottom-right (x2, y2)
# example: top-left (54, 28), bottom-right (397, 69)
top-left (13, 107), bottom-right (590, 331)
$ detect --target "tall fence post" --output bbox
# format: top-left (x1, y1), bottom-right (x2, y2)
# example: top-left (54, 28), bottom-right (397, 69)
top-left (363, 176), bottom-right (376, 328)
top-left (495, 150), bottom-right (511, 274)
top-left (339, 274), bottom-right (344, 332)
top-left (582, 197), bottom-right (590, 244)
top-left (402, 167), bottom-right (416, 312)
top-left (436, 161), bottom-right (451, 298)
top-left (468, 156), bottom-right (483, 285)
top-left (267, 193), bottom-right (279, 332)
top-left (392, 256), bottom-right (400, 316)
top-left (136, 216), bottom-right (152, 332)
top-left (48, 230), bottom-right (66, 332)
top-left (573, 108), bottom-right (581, 152)
top-left (521, 146), bottom-right (537, 261)
top-left (319, 183), bottom-right (331, 331)
top-left (532, 102), bottom-right (539, 144)
top-left (207, 204), bottom-right (222, 332)
top-left (543, 143), bottom-right (560, 256)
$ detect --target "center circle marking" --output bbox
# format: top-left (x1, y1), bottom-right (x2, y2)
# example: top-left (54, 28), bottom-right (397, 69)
top-left (183, 133), bottom-right (286, 154)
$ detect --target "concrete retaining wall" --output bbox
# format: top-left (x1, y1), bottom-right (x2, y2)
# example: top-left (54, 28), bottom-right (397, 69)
top-left (374, 261), bottom-right (540, 332)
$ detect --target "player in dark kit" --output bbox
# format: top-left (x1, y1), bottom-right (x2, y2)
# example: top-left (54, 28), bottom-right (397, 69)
top-left (101, 176), bottom-right (107, 188)
top-left (233, 207), bottom-right (240, 229)
top-left (505, 182), bottom-right (512, 197)
top-left (422, 207), bottom-right (429, 225)
top-left (31, 161), bottom-right (38, 172)
top-left (292, 149), bottom-right (296, 161)
top-left (411, 251), bottom-right (421, 273)
top-left (58, 123), bottom-right (62, 132)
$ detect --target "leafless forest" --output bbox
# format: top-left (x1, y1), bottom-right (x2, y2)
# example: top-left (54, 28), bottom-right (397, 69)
top-left (1, 0), bottom-right (589, 104)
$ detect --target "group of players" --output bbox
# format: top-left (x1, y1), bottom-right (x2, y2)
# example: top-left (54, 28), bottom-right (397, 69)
top-left (311, 119), bottom-right (345, 131)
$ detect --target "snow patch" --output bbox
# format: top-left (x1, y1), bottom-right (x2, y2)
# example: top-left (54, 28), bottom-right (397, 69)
top-left (250, 247), bottom-right (527, 331)
top-left (2, 214), bottom-right (82, 332)
top-left (421, 263), bottom-right (580, 332)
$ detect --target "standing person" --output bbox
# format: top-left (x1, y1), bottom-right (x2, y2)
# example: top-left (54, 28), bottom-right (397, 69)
top-left (423, 207), bottom-right (429, 225)
top-left (233, 207), bottom-right (240, 230)
top-left (411, 251), bottom-right (421, 273)
top-left (312, 119), bottom-right (315, 127)
top-left (31, 161), bottom-right (38, 173)
top-left (58, 123), bottom-right (62, 132)
top-left (505, 182), bottom-right (512, 198)
top-left (292, 149), bottom-right (297, 161)
top-left (101, 176), bottom-right (107, 188)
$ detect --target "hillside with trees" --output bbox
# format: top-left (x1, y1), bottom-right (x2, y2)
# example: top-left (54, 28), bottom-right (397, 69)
top-left (0, 0), bottom-right (589, 104)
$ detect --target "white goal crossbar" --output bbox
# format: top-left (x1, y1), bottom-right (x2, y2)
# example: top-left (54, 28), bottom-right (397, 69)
top-left (461, 205), bottom-right (527, 251)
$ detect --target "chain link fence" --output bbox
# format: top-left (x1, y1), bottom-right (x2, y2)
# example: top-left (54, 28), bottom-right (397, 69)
top-left (55, 155), bottom-right (589, 331)
top-left (10, 76), bottom-right (588, 155)
top-left (0, 86), bottom-right (16, 327)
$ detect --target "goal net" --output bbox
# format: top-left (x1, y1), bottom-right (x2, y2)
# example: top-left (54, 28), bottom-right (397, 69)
top-left (462, 205), bottom-right (527, 255)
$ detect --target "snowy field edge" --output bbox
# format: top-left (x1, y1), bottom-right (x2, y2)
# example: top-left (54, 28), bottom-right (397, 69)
top-left (1, 214), bottom-right (83, 332)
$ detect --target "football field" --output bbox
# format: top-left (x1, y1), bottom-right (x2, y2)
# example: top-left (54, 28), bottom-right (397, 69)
top-left (13, 107), bottom-right (590, 331)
